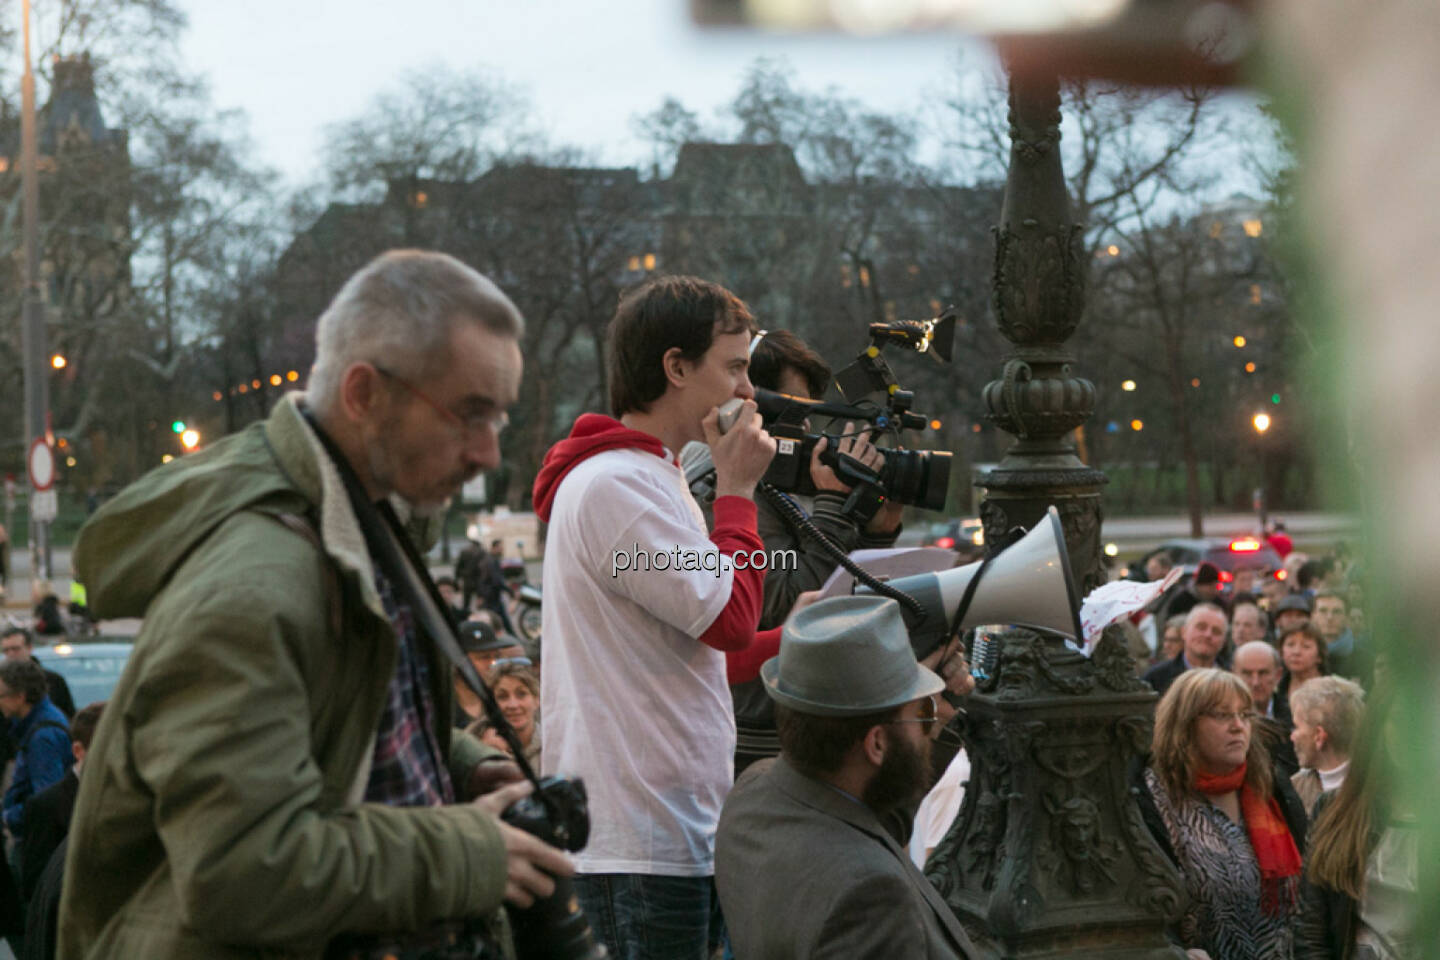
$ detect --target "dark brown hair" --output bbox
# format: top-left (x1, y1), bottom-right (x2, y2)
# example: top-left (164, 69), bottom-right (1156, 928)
top-left (749, 330), bottom-right (831, 399)
top-left (775, 702), bottom-right (899, 778)
top-left (606, 275), bottom-right (755, 416)
top-left (1279, 621), bottom-right (1330, 676)
top-left (72, 700), bottom-right (106, 749)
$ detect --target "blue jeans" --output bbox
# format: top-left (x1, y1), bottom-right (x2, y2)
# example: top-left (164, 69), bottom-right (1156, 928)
top-left (572, 873), bottom-right (713, 960)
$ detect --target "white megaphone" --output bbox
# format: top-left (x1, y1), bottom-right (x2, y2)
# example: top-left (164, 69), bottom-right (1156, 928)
top-left (862, 506), bottom-right (1085, 660)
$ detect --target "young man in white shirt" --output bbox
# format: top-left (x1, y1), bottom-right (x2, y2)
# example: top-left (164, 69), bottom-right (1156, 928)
top-left (532, 275), bottom-right (777, 960)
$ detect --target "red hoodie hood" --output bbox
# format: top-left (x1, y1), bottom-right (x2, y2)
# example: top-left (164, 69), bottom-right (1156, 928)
top-left (532, 413), bottom-right (669, 522)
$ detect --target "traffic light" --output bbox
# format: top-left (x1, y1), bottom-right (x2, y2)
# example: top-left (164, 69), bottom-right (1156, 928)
top-left (171, 421), bottom-right (186, 434)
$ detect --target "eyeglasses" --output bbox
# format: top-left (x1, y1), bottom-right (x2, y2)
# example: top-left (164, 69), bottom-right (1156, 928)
top-left (1200, 709), bottom-right (1257, 725)
top-left (885, 695), bottom-right (939, 727)
top-left (373, 365), bottom-right (508, 437)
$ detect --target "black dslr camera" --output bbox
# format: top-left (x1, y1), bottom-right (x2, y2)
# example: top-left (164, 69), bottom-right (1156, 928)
top-left (501, 777), bottom-right (607, 960)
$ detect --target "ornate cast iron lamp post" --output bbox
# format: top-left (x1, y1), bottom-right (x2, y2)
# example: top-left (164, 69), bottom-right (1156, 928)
top-left (923, 68), bottom-right (1188, 959)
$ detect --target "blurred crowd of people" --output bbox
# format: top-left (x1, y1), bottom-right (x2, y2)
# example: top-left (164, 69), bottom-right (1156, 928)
top-left (1117, 533), bottom-right (1415, 959)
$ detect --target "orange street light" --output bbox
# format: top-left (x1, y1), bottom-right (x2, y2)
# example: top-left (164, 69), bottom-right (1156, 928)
top-left (1252, 413), bottom-right (1271, 434)
top-left (50, 353), bottom-right (66, 370)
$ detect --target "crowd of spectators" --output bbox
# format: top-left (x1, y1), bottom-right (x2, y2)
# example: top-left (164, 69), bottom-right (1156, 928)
top-left (1124, 533), bottom-right (1414, 959)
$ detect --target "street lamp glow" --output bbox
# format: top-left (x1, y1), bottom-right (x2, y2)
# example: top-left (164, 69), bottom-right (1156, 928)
top-left (1121, 379), bottom-right (1137, 392)
top-left (1232, 335), bottom-right (1246, 348)
top-left (1244, 362), bottom-right (1257, 373)
top-left (1130, 419), bottom-right (1144, 431)
top-left (50, 353), bottom-right (66, 370)
top-left (1103, 542), bottom-right (1119, 557)
top-left (1252, 413), bottom-right (1272, 434)
top-left (180, 429), bottom-right (201, 450)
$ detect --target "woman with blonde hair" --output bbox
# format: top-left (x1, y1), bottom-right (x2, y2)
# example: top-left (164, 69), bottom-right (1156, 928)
top-left (1296, 693), bottom-right (1420, 959)
top-left (1138, 668), bottom-right (1308, 959)
top-left (467, 661), bottom-right (541, 768)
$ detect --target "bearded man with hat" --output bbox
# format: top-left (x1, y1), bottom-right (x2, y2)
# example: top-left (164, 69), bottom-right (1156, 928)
top-left (715, 595), bottom-right (976, 960)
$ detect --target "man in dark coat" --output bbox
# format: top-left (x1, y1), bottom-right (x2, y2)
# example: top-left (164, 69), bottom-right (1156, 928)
top-left (0, 628), bottom-right (75, 719)
top-left (1143, 603), bottom-right (1231, 697)
top-left (715, 596), bottom-right (976, 960)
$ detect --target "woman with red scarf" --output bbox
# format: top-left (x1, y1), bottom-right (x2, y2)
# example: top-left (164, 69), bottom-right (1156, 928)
top-left (1139, 668), bottom-right (1309, 959)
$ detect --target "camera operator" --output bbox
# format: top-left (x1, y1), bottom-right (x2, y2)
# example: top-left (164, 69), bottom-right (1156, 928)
top-left (681, 330), bottom-right (904, 773)
top-left (59, 251), bottom-right (572, 960)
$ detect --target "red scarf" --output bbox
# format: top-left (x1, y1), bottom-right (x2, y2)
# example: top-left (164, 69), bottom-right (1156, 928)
top-left (1194, 763), bottom-right (1302, 914)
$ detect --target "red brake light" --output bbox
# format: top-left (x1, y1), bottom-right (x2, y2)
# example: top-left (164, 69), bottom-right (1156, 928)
top-left (1274, 569), bottom-right (1288, 580)
top-left (1229, 538), bottom-right (1262, 552)
top-left (935, 536), bottom-right (956, 549)
top-left (1218, 570), bottom-right (1234, 583)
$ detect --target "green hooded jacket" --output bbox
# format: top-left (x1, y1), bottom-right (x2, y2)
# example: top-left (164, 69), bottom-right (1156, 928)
top-left (58, 395), bottom-right (509, 960)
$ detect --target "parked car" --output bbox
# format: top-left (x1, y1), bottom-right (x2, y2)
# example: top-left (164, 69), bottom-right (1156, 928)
top-left (1137, 536), bottom-right (1286, 592)
top-left (34, 639), bottom-right (134, 709)
top-left (921, 518), bottom-right (986, 562)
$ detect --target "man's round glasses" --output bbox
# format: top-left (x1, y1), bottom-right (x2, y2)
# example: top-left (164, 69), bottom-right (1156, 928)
top-left (885, 694), bottom-right (939, 727)
top-left (373, 365), bottom-right (508, 436)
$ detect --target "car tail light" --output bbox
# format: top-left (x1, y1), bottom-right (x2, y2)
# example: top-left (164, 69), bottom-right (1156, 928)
top-left (935, 536), bottom-right (956, 549)
top-left (1274, 569), bottom-right (1288, 580)
top-left (1229, 538), bottom-right (1262, 552)
top-left (1218, 570), bottom-right (1234, 583)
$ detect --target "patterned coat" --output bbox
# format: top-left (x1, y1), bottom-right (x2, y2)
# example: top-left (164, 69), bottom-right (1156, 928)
top-left (1138, 763), bottom-right (1308, 960)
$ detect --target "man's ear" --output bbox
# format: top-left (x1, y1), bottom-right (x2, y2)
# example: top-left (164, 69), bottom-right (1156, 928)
top-left (1314, 725), bottom-right (1329, 751)
top-left (662, 346), bottom-right (689, 391)
top-left (861, 724), bottom-right (888, 768)
top-left (338, 363), bottom-right (382, 423)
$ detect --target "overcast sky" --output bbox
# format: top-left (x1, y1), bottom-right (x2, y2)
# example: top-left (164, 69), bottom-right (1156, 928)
top-left (176, 0), bottom-right (994, 187)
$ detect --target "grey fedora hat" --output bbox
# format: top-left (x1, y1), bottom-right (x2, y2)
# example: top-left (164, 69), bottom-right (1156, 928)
top-left (761, 595), bottom-right (945, 717)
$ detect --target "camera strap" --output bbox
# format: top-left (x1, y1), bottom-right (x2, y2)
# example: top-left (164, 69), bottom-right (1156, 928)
top-left (759, 482), bottom-right (925, 620)
top-left (298, 407), bottom-right (543, 790)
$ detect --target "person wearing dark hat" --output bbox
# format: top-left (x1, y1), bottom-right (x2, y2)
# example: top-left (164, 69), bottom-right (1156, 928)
top-left (1162, 561), bottom-right (1227, 623)
top-left (1271, 592), bottom-right (1312, 638)
top-left (715, 596), bottom-right (977, 960)
top-left (453, 620), bottom-right (529, 727)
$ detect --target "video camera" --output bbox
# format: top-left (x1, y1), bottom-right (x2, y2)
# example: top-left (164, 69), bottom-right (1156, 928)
top-left (722, 311), bottom-right (957, 524)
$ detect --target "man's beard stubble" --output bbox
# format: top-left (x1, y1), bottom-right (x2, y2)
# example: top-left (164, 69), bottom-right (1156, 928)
top-left (365, 414), bottom-right (465, 516)
top-left (862, 728), bottom-right (933, 816)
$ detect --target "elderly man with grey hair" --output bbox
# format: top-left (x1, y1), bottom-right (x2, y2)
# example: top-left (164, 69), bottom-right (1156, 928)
top-left (1233, 639), bottom-right (1299, 776)
top-left (59, 250), bottom-right (572, 960)
top-left (716, 595), bottom-right (977, 959)
top-left (1289, 675), bottom-right (1366, 813)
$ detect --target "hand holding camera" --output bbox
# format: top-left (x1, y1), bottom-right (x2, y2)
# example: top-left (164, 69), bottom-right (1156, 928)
top-left (809, 422), bottom-right (884, 494)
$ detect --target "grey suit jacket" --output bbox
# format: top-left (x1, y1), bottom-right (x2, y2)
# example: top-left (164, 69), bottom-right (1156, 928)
top-left (716, 757), bottom-right (976, 960)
